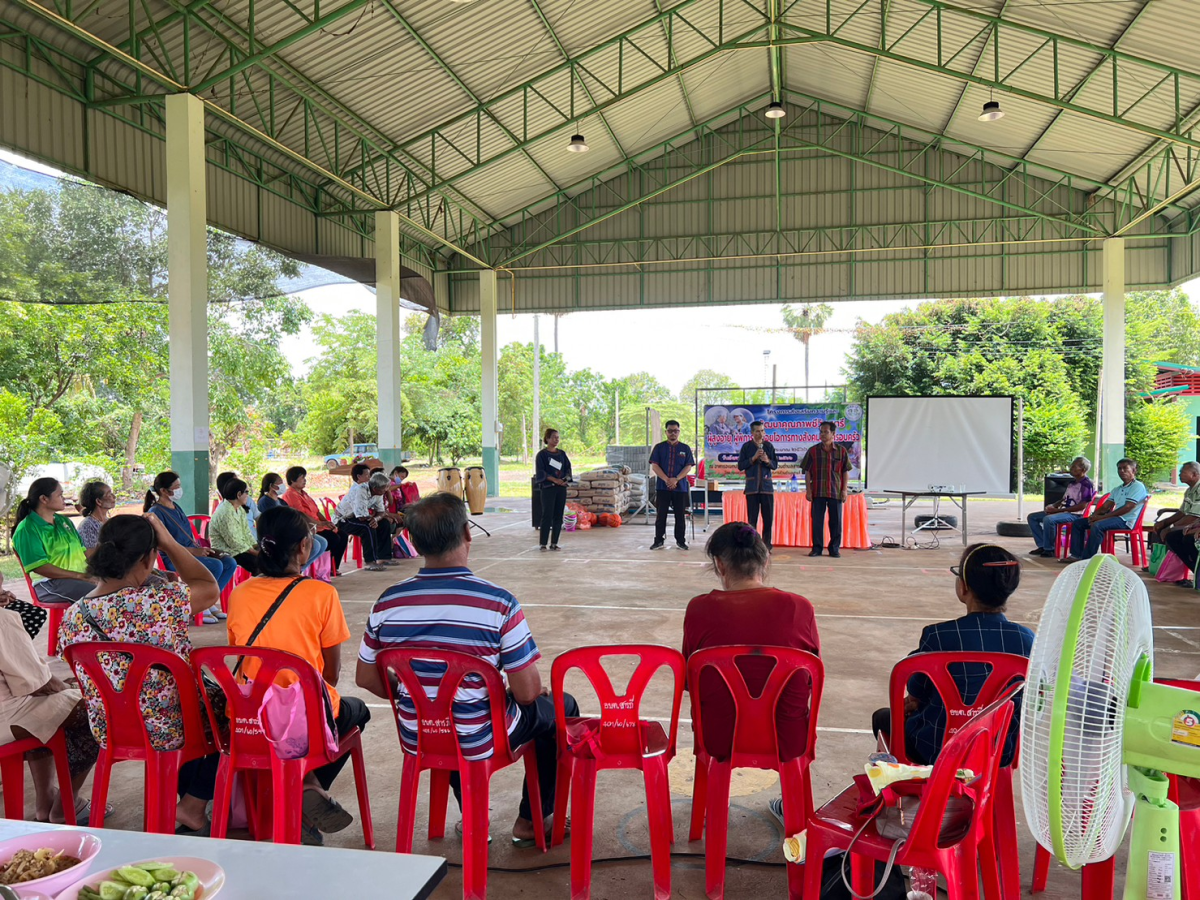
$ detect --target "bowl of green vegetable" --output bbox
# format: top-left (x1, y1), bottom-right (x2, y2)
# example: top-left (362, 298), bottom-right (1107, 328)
top-left (52, 858), bottom-right (223, 900)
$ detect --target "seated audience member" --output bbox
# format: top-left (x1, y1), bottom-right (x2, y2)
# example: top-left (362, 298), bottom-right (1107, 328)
top-left (334, 464), bottom-right (396, 571)
top-left (77, 481), bottom-right (118, 556)
top-left (872, 543), bottom-right (1032, 767)
top-left (226, 506), bottom-right (369, 847)
top-left (12, 478), bottom-right (95, 605)
top-left (682, 521), bottom-right (820, 826)
top-left (258, 473), bottom-right (286, 514)
top-left (385, 466), bottom-right (418, 515)
top-left (145, 471), bottom-right (236, 624)
top-left (218, 471), bottom-right (258, 527)
top-left (395, 467), bottom-right (420, 507)
top-left (1026, 457), bottom-right (1095, 557)
top-left (0, 570), bottom-right (100, 824)
top-left (209, 478), bottom-right (260, 575)
top-left (356, 493), bottom-right (575, 846)
top-left (281, 466), bottom-right (346, 575)
top-left (1153, 460), bottom-right (1200, 550)
top-left (1067, 458), bottom-right (1148, 561)
top-left (1164, 463), bottom-right (1200, 581)
top-left (58, 514), bottom-right (222, 835)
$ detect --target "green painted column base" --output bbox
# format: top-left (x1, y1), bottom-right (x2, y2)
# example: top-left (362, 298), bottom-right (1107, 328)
top-left (1100, 442), bottom-right (1125, 493)
top-left (483, 447), bottom-right (500, 498)
top-left (171, 450), bottom-right (211, 517)
top-left (378, 448), bottom-right (403, 469)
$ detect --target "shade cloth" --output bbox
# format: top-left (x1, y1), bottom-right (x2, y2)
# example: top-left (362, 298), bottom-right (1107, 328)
top-left (721, 491), bottom-right (870, 549)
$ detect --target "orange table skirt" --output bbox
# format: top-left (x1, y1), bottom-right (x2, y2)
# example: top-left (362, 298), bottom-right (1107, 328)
top-left (721, 491), bottom-right (870, 549)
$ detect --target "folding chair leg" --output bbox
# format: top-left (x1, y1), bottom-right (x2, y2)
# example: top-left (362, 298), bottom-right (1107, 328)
top-left (553, 756), bottom-right (573, 848)
top-left (993, 769), bottom-right (1021, 900)
top-left (145, 751), bottom-right (182, 835)
top-left (688, 753), bottom-right (708, 842)
top-left (211, 757), bottom-right (234, 839)
top-left (1032, 844), bottom-right (1051, 893)
top-left (522, 750), bottom-right (547, 853)
top-left (48, 734), bottom-right (76, 826)
top-left (89, 749), bottom-right (112, 829)
top-left (460, 767), bottom-right (492, 900)
top-left (396, 759), bottom-right (421, 854)
top-left (704, 761), bottom-right (733, 900)
top-left (348, 738), bottom-right (375, 849)
top-left (570, 758), bottom-right (598, 900)
top-left (643, 759), bottom-right (673, 900)
top-left (428, 768), bottom-right (450, 840)
top-left (271, 758), bottom-right (305, 845)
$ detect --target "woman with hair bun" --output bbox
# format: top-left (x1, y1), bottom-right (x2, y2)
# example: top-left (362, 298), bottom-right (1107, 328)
top-left (57, 513), bottom-right (222, 835)
top-left (534, 427), bottom-right (573, 551)
top-left (11, 477), bottom-right (94, 607)
top-left (226, 505), bottom-right (368, 847)
top-left (871, 542), bottom-right (1033, 767)
top-left (682, 520), bottom-right (821, 827)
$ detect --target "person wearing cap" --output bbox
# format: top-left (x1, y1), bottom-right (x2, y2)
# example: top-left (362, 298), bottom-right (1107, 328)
top-left (871, 543), bottom-right (1033, 766)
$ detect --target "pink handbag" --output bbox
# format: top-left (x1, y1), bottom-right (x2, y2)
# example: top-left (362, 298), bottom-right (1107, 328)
top-left (258, 681), bottom-right (339, 760)
top-left (1156, 550), bottom-right (1192, 584)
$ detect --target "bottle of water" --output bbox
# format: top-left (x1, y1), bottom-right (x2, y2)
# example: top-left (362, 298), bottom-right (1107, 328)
top-left (790, 473), bottom-right (799, 493)
top-left (908, 867), bottom-right (937, 900)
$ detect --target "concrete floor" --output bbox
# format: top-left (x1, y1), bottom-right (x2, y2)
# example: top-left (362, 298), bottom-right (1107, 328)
top-left (7, 495), bottom-right (1199, 898)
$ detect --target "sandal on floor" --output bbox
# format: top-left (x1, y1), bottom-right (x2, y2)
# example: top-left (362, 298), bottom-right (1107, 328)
top-left (175, 819), bottom-right (212, 836)
top-left (512, 817), bottom-right (567, 849)
top-left (455, 820), bottom-right (493, 843)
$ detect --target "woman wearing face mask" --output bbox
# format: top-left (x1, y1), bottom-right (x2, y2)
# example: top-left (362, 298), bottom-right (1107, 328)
top-left (257, 473), bottom-right (285, 514)
top-left (144, 471), bottom-right (237, 610)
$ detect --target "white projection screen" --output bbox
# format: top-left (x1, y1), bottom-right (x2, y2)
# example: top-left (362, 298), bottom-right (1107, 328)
top-left (866, 397), bottom-right (1014, 495)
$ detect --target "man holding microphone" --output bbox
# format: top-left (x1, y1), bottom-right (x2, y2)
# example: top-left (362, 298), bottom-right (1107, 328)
top-left (737, 421), bottom-right (779, 550)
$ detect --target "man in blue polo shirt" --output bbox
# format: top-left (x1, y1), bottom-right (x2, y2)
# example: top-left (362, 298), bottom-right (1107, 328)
top-left (1068, 457), bottom-right (1149, 561)
top-left (649, 420), bottom-right (695, 551)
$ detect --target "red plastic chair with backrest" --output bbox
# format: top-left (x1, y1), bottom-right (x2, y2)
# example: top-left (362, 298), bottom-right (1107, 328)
top-left (374, 647), bottom-right (546, 900)
top-left (885, 652), bottom-right (1029, 900)
top-left (805, 684), bottom-right (1020, 900)
top-left (190, 646), bottom-right (374, 847)
top-left (0, 731), bottom-right (76, 824)
top-left (550, 645), bottom-right (686, 900)
top-left (687, 645), bottom-right (824, 900)
top-left (1055, 493), bottom-right (1106, 560)
top-left (61, 641), bottom-right (215, 833)
top-left (1031, 677), bottom-right (1200, 899)
top-left (1101, 496), bottom-right (1150, 566)
top-left (11, 547), bottom-right (71, 656)
top-left (320, 496), bottom-right (363, 569)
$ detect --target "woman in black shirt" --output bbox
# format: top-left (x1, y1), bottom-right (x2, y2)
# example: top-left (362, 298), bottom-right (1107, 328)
top-left (535, 428), bottom-right (573, 550)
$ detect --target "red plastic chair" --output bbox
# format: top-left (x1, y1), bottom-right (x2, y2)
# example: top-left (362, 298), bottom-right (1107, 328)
top-left (1054, 493), bottom-right (1106, 560)
top-left (61, 641), bottom-right (215, 833)
top-left (188, 515), bottom-right (211, 545)
top-left (550, 645), bottom-right (685, 900)
top-left (12, 547), bottom-right (72, 656)
top-left (686, 645), bottom-right (824, 900)
top-left (190, 646), bottom-right (374, 848)
top-left (320, 497), bottom-right (363, 570)
top-left (805, 685), bottom-right (1020, 900)
top-left (0, 730), bottom-right (77, 824)
top-left (1032, 678), bottom-right (1200, 898)
top-left (374, 647), bottom-right (546, 900)
top-left (1101, 497), bottom-right (1150, 566)
top-left (884, 652), bottom-right (1029, 900)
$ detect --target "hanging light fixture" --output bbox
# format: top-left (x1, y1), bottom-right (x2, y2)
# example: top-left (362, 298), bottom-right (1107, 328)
top-left (979, 93), bottom-right (1004, 122)
top-left (567, 133), bottom-right (589, 152)
top-left (764, 100), bottom-right (786, 119)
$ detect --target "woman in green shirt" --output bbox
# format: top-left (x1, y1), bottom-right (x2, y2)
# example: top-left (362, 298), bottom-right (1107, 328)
top-left (208, 477), bottom-right (260, 575)
top-left (11, 478), bottom-right (94, 606)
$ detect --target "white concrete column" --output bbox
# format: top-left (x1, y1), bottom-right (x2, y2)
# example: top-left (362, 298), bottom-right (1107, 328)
top-left (533, 314), bottom-right (541, 456)
top-left (480, 270), bottom-right (500, 496)
top-left (166, 93), bottom-right (210, 512)
top-left (376, 211), bottom-right (403, 468)
top-left (1101, 237), bottom-right (1126, 490)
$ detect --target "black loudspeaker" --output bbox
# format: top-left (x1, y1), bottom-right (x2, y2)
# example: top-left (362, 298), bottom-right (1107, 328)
top-left (1043, 473), bottom-right (1075, 509)
top-left (531, 478), bottom-right (542, 528)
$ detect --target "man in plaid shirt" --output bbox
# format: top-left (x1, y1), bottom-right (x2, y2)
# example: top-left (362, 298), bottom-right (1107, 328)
top-left (799, 421), bottom-right (850, 558)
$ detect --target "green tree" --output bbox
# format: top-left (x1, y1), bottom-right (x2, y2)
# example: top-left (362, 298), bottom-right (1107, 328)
top-left (0, 390), bottom-right (63, 536)
top-left (678, 369), bottom-right (738, 404)
top-left (1126, 399), bottom-right (1193, 482)
top-left (782, 303), bottom-right (834, 400)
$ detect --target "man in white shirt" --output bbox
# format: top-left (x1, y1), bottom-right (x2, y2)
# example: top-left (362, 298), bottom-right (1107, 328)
top-left (335, 464), bottom-right (396, 570)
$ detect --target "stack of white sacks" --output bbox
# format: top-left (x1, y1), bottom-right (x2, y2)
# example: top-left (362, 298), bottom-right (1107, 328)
top-left (565, 466), bottom-right (635, 515)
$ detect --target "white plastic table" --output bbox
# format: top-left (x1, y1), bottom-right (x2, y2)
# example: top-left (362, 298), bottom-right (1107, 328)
top-left (883, 489), bottom-right (986, 547)
top-left (0, 821), bottom-right (446, 900)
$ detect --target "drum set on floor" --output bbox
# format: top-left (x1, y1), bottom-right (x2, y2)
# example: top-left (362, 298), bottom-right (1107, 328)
top-left (437, 466), bottom-right (487, 515)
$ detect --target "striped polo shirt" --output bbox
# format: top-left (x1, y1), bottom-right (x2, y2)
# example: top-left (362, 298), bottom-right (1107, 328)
top-left (358, 566), bottom-right (540, 760)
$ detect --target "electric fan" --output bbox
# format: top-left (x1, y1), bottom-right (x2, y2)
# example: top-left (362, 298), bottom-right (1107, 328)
top-left (1020, 553), bottom-right (1200, 899)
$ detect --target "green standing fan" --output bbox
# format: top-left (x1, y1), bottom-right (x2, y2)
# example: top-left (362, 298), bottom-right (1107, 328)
top-left (1020, 553), bottom-right (1200, 899)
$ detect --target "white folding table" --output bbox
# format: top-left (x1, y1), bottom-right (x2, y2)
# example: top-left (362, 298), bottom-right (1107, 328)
top-left (883, 489), bottom-right (986, 547)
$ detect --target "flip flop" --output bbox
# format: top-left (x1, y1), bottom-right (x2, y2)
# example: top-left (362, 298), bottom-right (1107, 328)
top-left (511, 817), bottom-right (568, 849)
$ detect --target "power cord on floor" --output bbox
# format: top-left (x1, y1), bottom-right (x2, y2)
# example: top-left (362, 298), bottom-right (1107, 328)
top-left (871, 533), bottom-right (940, 550)
top-left (445, 852), bottom-right (787, 873)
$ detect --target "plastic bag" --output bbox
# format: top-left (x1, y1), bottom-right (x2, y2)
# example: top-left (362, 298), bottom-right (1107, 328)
top-left (562, 511), bottom-right (578, 532)
top-left (1148, 542), bottom-right (1169, 576)
top-left (258, 682), bottom-right (339, 760)
top-left (1156, 550), bottom-right (1192, 584)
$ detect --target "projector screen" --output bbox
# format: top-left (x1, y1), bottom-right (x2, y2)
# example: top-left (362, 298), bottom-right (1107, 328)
top-left (866, 396), bottom-right (1014, 494)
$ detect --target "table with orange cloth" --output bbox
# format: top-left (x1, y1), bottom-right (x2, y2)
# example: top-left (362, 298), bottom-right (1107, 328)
top-left (721, 491), bottom-right (870, 549)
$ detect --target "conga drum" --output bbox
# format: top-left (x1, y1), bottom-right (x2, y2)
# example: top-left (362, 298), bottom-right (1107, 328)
top-left (465, 466), bottom-right (487, 514)
top-left (437, 467), bottom-right (462, 496)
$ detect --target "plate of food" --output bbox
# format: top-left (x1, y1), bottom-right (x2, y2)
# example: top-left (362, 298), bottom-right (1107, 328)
top-left (0, 831), bottom-right (101, 897)
top-left (52, 858), bottom-right (224, 900)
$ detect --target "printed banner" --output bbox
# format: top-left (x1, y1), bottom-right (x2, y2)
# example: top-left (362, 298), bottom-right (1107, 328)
top-left (703, 403), bottom-right (864, 481)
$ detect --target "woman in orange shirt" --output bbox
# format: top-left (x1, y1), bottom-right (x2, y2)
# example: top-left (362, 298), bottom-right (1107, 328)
top-left (226, 505), bottom-right (370, 847)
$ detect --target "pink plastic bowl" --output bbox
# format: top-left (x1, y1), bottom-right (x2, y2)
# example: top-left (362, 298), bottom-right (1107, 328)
top-left (0, 831), bottom-right (101, 898)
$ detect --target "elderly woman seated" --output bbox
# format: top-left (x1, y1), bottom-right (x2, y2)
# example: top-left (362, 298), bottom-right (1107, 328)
top-left (1026, 457), bottom-right (1094, 558)
top-left (0, 571), bottom-right (100, 824)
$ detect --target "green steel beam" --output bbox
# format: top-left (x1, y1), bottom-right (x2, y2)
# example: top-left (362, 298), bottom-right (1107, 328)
top-left (936, 0), bottom-right (1012, 133)
top-left (527, 0), bottom-right (630, 159)
top-left (779, 0), bottom-right (1200, 152)
top-left (651, 0), bottom-right (699, 128)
